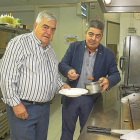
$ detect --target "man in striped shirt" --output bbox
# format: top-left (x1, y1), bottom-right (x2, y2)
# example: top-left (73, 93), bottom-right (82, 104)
top-left (0, 10), bottom-right (70, 140)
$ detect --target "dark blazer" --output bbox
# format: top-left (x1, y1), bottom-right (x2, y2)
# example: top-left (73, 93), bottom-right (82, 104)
top-left (58, 40), bottom-right (121, 108)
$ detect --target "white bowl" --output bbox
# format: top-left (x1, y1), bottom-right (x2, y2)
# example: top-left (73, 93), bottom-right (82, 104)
top-left (59, 88), bottom-right (88, 97)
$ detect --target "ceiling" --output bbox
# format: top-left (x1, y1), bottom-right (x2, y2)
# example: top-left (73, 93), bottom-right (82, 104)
top-left (97, 0), bottom-right (140, 13)
top-left (0, 0), bottom-right (79, 7)
top-left (1, 0), bottom-right (140, 13)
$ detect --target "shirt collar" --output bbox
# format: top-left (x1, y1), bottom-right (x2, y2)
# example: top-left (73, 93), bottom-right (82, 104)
top-left (85, 45), bottom-right (98, 55)
top-left (31, 31), bottom-right (51, 50)
top-left (32, 31), bottom-right (42, 45)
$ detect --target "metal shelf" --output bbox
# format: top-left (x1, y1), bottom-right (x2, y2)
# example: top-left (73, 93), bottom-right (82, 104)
top-left (0, 25), bottom-right (31, 33)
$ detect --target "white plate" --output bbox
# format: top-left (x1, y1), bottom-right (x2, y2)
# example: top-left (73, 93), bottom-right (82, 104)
top-left (59, 88), bottom-right (88, 97)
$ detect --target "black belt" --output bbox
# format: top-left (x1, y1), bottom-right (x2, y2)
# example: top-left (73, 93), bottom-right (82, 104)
top-left (82, 94), bottom-right (92, 96)
top-left (21, 99), bottom-right (46, 106)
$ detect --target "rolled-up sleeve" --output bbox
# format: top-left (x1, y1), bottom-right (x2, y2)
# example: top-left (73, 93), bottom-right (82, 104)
top-left (56, 73), bottom-right (65, 90)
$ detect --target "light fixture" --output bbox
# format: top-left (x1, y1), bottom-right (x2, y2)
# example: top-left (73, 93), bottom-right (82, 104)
top-left (104, 0), bottom-right (112, 5)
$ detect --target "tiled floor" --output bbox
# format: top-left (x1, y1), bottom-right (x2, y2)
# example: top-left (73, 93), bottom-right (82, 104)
top-left (1, 94), bottom-right (80, 140)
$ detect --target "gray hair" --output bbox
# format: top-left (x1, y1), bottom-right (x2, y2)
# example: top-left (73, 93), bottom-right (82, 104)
top-left (36, 10), bottom-right (57, 25)
top-left (86, 18), bottom-right (105, 34)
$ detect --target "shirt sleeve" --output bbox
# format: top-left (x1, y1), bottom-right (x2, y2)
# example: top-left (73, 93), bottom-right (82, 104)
top-left (56, 72), bottom-right (66, 91)
top-left (0, 38), bottom-right (23, 107)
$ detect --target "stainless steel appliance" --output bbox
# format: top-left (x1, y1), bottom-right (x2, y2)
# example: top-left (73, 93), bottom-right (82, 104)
top-left (119, 35), bottom-right (140, 131)
top-left (120, 35), bottom-right (140, 86)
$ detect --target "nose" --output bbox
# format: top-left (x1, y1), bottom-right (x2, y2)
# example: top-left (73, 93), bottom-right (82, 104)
top-left (91, 35), bottom-right (96, 40)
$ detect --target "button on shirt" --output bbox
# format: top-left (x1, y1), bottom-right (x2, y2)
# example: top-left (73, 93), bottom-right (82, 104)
top-left (0, 31), bottom-right (64, 107)
top-left (76, 47), bottom-right (98, 89)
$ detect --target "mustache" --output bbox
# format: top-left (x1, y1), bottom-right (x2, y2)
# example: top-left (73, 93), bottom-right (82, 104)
top-left (46, 33), bottom-right (50, 36)
top-left (44, 33), bottom-right (50, 38)
top-left (89, 39), bottom-right (96, 43)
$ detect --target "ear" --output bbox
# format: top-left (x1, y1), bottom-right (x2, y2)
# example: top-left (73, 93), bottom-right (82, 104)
top-left (34, 22), bottom-right (37, 30)
top-left (101, 34), bottom-right (103, 39)
top-left (85, 31), bottom-right (87, 37)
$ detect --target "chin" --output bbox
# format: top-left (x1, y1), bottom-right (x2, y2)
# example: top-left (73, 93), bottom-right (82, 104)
top-left (89, 45), bottom-right (96, 48)
top-left (43, 40), bottom-right (49, 44)
top-left (89, 46), bottom-right (98, 51)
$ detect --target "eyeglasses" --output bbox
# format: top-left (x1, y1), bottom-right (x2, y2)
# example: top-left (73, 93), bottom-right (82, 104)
top-left (88, 32), bottom-right (101, 39)
top-left (42, 25), bottom-right (56, 32)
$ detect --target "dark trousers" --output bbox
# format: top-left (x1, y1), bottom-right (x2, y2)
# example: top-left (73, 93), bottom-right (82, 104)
top-left (60, 95), bottom-right (94, 140)
top-left (6, 100), bottom-right (50, 140)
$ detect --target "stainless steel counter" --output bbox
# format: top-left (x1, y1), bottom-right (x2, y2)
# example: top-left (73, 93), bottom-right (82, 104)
top-left (121, 93), bottom-right (140, 130)
top-left (78, 85), bottom-right (121, 140)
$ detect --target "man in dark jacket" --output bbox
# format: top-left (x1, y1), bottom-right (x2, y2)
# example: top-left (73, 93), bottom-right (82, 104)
top-left (58, 18), bottom-right (121, 140)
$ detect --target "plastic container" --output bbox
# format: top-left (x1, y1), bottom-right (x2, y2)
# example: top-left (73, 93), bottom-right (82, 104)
top-left (15, 18), bottom-right (22, 24)
top-left (0, 14), bottom-right (4, 23)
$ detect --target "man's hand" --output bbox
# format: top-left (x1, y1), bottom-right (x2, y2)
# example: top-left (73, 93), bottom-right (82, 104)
top-left (60, 84), bottom-right (71, 90)
top-left (67, 69), bottom-right (79, 81)
top-left (98, 77), bottom-right (109, 92)
top-left (12, 103), bottom-right (29, 120)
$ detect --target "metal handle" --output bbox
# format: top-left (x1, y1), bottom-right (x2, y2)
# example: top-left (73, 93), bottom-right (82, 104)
top-left (117, 86), bottom-right (121, 101)
top-left (119, 56), bottom-right (125, 71)
top-left (87, 126), bottom-right (111, 134)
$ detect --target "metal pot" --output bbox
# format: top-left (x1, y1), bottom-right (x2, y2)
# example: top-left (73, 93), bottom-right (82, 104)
top-left (85, 81), bottom-right (102, 95)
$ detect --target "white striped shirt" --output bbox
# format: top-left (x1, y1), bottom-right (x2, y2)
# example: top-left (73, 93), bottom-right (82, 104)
top-left (0, 31), bottom-right (64, 107)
